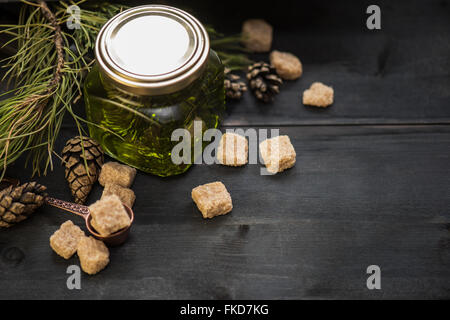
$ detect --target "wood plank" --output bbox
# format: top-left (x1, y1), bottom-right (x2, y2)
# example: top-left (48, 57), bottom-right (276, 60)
top-left (186, 0), bottom-right (450, 126)
top-left (1, 0), bottom-right (450, 127)
top-left (223, 63), bottom-right (450, 126)
top-left (223, 15), bottom-right (450, 125)
top-left (1, 125), bottom-right (449, 299)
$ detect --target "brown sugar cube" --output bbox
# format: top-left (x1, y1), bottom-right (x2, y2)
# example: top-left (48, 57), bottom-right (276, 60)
top-left (191, 182), bottom-right (233, 219)
top-left (242, 19), bottom-right (273, 52)
top-left (77, 236), bottom-right (109, 275)
top-left (270, 50), bottom-right (303, 80)
top-left (49, 220), bottom-right (85, 259)
top-left (98, 161), bottom-right (136, 188)
top-left (217, 133), bottom-right (248, 167)
top-left (89, 195), bottom-right (131, 236)
top-left (102, 183), bottom-right (136, 208)
top-left (259, 135), bottom-right (296, 174)
top-left (302, 82), bottom-right (334, 107)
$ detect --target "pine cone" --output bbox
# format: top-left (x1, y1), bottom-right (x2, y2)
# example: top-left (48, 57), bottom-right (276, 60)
top-left (0, 182), bottom-right (47, 228)
top-left (246, 62), bottom-right (283, 102)
top-left (224, 68), bottom-right (247, 100)
top-left (62, 136), bottom-right (104, 204)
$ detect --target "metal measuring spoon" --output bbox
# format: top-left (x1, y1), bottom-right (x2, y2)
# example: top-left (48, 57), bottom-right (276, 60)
top-left (45, 197), bottom-right (134, 246)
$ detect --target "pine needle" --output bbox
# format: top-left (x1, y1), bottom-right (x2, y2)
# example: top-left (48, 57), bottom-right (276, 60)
top-left (0, 0), bottom-right (125, 178)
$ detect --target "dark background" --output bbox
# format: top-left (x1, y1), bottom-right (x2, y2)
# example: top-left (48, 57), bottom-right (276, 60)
top-left (0, 0), bottom-right (449, 299)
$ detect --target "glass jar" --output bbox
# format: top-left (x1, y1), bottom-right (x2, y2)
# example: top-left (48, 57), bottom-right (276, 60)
top-left (84, 5), bottom-right (225, 177)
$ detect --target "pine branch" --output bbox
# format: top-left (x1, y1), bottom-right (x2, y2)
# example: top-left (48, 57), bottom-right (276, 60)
top-left (0, 0), bottom-right (104, 178)
top-left (0, 1), bottom-right (251, 179)
top-left (206, 26), bottom-right (253, 70)
top-left (38, 0), bottom-right (63, 92)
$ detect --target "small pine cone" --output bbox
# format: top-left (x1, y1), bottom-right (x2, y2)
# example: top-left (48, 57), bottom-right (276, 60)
top-left (246, 61), bottom-right (283, 102)
top-left (224, 68), bottom-right (247, 100)
top-left (0, 182), bottom-right (47, 228)
top-left (62, 136), bottom-right (104, 204)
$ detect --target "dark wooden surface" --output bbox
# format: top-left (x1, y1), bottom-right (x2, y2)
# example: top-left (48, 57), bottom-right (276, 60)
top-left (0, 0), bottom-right (449, 299)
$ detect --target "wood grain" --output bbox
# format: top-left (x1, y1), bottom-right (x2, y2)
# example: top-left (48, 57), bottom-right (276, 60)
top-left (1, 125), bottom-right (449, 299)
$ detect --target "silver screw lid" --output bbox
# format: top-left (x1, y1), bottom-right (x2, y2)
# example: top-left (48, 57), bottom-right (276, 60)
top-left (95, 5), bottom-right (210, 95)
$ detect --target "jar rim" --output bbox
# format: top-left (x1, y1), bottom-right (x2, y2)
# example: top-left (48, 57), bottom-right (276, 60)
top-left (95, 5), bottom-right (210, 95)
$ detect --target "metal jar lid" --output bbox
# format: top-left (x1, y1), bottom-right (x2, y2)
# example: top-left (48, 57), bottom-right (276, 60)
top-left (95, 5), bottom-right (210, 95)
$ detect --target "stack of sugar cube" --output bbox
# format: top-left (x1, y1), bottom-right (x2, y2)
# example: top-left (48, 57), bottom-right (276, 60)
top-left (99, 161), bottom-right (137, 208)
top-left (49, 161), bottom-right (137, 275)
top-left (50, 220), bottom-right (109, 275)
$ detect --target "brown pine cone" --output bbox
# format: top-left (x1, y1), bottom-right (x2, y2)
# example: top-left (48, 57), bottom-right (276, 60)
top-left (0, 182), bottom-right (47, 228)
top-left (62, 136), bottom-right (104, 204)
top-left (224, 68), bottom-right (247, 100)
top-left (246, 61), bottom-right (283, 102)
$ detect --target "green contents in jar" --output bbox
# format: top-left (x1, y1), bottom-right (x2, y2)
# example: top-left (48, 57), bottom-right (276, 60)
top-left (83, 5), bottom-right (225, 177)
top-left (84, 52), bottom-right (224, 177)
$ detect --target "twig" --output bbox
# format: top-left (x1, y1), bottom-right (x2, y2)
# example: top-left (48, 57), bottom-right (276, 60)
top-left (38, 0), bottom-right (64, 94)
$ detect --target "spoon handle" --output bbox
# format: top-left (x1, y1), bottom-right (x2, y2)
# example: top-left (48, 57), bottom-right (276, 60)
top-left (45, 196), bottom-right (90, 218)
